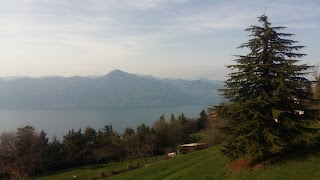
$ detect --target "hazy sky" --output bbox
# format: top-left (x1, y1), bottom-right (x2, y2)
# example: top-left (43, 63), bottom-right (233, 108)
top-left (0, 0), bottom-right (319, 80)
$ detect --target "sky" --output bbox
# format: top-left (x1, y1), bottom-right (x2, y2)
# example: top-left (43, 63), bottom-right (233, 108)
top-left (0, 0), bottom-right (319, 80)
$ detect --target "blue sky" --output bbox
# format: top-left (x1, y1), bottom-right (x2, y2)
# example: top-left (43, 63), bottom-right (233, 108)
top-left (0, 0), bottom-right (319, 80)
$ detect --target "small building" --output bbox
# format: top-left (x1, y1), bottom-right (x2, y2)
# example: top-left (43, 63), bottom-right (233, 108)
top-left (207, 106), bottom-right (218, 121)
top-left (180, 143), bottom-right (208, 153)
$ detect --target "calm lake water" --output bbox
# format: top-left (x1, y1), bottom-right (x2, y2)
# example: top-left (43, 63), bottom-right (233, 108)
top-left (0, 105), bottom-right (207, 140)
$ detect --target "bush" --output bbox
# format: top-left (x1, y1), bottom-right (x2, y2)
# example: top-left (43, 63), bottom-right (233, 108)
top-left (201, 115), bottom-right (228, 146)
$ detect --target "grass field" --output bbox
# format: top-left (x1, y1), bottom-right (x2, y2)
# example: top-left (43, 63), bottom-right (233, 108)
top-left (108, 147), bottom-right (228, 180)
top-left (107, 147), bottom-right (320, 180)
top-left (33, 156), bottom-right (163, 180)
top-left (35, 145), bottom-right (320, 180)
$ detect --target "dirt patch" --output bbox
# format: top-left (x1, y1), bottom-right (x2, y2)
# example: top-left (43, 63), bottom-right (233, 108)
top-left (226, 157), bottom-right (263, 172)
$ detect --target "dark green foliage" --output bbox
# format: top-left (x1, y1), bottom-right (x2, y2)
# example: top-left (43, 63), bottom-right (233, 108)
top-left (168, 115), bottom-right (184, 146)
top-left (177, 112), bottom-right (195, 141)
top-left (0, 111), bottom-right (204, 177)
top-left (63, 129), bottom-right (86, 166)
top-left (96, 125), bottom-right (123, 162)
top-left (83, 127), bottom-right (97, 163)
top-left (122, 127), bottom-right (135, 140)
top-left (154, 115), bottom-right (171, 153)
top-left (47, 136), bottom-right (65, 170)
top-left (37, 130), bottom-right (50, 173)
top-left (170, 113), bottom-right (176, 122)
top-left (122, 124), bottom-right (155, 163)
top-left (220, 15), bottom-right (320, 159)
top-left (314, 69), bottom-right (320, 102)
top-left (178, 112), bottom-right (187, 124)
top-left (198, 109), bottom-right (208, 130)
top-left (136, 124), bottom-right (155, 161)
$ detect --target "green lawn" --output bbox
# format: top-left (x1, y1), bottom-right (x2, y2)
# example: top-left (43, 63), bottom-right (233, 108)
top-left (33, 156), bottom-right (163, 180)
top-left (107, 148), bottom-right (228, 180)
top-left (108, 147), bottom-right (320, 180)
top-left (35, 145), bottom-right (320, 180)
top-left (316, 122), bottom-right (320, 128)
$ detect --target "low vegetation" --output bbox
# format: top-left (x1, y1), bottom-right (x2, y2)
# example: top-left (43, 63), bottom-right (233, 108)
top-left (34, 156), bottom-right (163, 180)
top-left (34, 145), bottom-right (320, 180)
top-left (0, 112), bottom-right (209, 179)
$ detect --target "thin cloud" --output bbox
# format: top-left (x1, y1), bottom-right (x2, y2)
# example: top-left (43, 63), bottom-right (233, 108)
top-left (125, 0), bottom-right (189, 9)
top-left (283, 24), bottom-right (320, 28)
top-left (172, 0), bottom-right (320, 33)
top-left (0, 0), bottom-right (319, 78)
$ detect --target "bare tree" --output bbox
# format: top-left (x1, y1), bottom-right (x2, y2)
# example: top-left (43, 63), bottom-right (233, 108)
top-left (0, 126), bottom-right (48, 179)
top-left (0, 131), bottom-right (17, 179)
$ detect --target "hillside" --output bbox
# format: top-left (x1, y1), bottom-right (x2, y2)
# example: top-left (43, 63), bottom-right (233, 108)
top-left (108, 147), bottom-right (320, 180)
top-left (35, 146), bottom-right (320, 180)
top-left (0, 69), bottom-right (222, 109)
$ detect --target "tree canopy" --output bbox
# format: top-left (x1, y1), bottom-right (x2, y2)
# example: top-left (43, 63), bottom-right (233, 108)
top-left (220, 15), bottom-right (320, 159)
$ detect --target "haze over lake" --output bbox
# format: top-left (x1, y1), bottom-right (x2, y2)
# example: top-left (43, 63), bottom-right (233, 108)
top-left (0, 105), bottom-right (207, 140)
top-left (0, 70), bottom-right (221, 139)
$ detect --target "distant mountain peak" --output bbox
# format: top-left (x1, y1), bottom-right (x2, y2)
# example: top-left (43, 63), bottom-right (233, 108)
top-left (108, 69), bottom-right (125, 74)
top-left (109, 69), bottom-right (126, 73)
top-left (103, 69), bottom-right (139, 81)
top-left (0, 71), bottom-right (223, 109)
top-left (105, 69), bottom-right (130, 77)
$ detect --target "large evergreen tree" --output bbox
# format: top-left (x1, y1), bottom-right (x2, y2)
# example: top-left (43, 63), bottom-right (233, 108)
top-left (220, 15), bottom-right (320, 159)
top-left (314, 69), bottom-right (320, 102)
top-left (198, 109), bottom-right (208, 130)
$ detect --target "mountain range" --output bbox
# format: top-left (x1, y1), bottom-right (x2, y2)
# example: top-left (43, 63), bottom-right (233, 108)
top-left (0, 69), bottom-right (223, 109)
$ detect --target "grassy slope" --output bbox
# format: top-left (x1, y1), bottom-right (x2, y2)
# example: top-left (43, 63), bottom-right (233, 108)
top-left (108, 147), bottom-right (320, 180)
top-left (34, 146), bottom-right (320, 180)
top-left (34, 156), bottom-right (163, 180)
top-left (108, 148), bottom-right (227, 180)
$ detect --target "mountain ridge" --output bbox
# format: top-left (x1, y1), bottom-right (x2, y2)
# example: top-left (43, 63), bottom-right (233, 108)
top-left (0, 70), bottom-right (222, 109)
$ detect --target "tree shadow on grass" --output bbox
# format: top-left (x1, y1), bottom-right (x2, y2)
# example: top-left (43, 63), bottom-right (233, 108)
top-left (249, 141), bottom-right (320, 168)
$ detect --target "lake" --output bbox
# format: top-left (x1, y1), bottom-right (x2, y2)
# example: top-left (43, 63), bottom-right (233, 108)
top-left (0, 105), bottom-right (207, 140)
